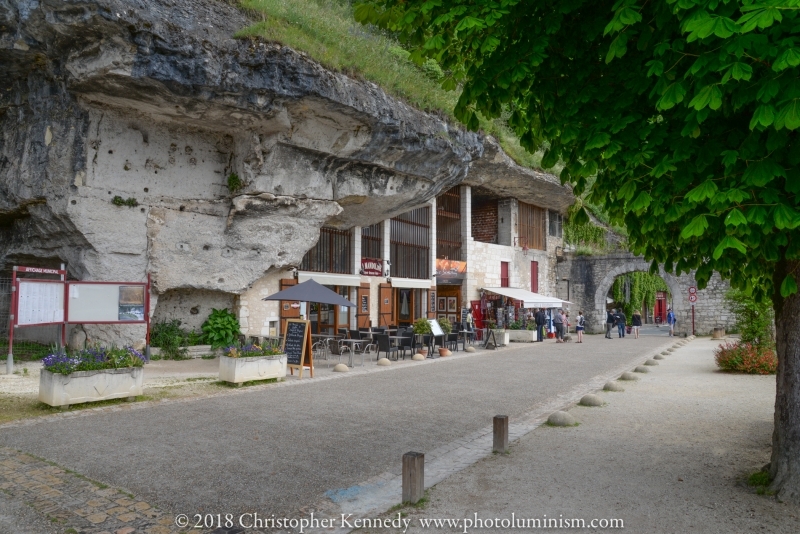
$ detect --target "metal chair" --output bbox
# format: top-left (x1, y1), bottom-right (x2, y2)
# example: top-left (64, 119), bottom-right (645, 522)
top-left (328, 339), bottom-right (353, 366)
top-left (375, 334), bottom-right (399, 361)
top-left (446, 332), bottom-right (459, 351)
top-left (397, 333), bottom-right (413, 359)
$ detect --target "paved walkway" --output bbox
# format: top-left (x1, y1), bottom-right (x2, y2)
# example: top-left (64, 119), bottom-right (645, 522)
top-left (0, 334), bottom-right (673, 532)
top-left (396, 338), bottom-right (800, 533)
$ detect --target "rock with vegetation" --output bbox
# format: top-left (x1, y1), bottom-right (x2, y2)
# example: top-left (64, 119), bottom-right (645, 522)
top-left (0, 0), bottom-right (571, 346)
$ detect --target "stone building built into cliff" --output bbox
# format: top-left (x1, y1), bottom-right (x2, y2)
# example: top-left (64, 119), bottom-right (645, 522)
top-left (1, 0), bottom-right (575, 348)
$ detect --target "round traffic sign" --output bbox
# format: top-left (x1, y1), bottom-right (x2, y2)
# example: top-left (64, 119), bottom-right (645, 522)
top-left (688, 294), bottom-right (697, 303)
top-left (688, 286), bottom-right (697, 294)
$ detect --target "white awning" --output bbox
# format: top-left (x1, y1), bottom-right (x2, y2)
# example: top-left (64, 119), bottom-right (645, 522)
top-left (482, 287), bottom-right (572, 308)
top-left (297, 272), bottom-right (362, 287)
top-left (390, 277), bottom-right (432, 289)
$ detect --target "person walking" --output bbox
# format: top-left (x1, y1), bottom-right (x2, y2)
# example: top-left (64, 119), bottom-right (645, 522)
top-left (576, 311), bottom-right (585, 343)
top-left (632, 310), bottom-right (642, 339)
top-left (535, 308), bottom-right (546, 342)
top-left (616, 309), bottom-right (627, 338)
top-left (553, 308), bottom-right (564, 343)
top-left (605, 309), bottom-right (615, 339)
top-left (667, 308), bottom-right (676, 336)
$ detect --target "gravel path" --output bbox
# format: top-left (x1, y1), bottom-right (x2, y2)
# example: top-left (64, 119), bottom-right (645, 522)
top-left (395, 338), bottom-right (800, 533)
top-left (0, 334), bottom-right (672, 522)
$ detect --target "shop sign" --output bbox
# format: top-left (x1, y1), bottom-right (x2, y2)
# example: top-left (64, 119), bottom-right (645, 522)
top-left (361, 258), bottom-right (383, 277)
top-left (435, 258), bottom-right (467, 284)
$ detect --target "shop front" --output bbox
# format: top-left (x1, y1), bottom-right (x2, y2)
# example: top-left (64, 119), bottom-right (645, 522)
top-left (480, 287), bottom-right (572, 329)
top-left (435, 258), bottom-right (466, 325)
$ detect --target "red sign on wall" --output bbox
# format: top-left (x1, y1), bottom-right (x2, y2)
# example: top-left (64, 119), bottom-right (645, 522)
top-left (361, 258), bottom-right (383, 277)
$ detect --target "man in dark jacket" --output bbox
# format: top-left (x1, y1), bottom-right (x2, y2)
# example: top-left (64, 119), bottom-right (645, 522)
top-left (605, 309), bottom-right (615, 339)
top-left (616, 310), bottom-right (627, 338)
top-left (535, 308), bottom-right (546, 342)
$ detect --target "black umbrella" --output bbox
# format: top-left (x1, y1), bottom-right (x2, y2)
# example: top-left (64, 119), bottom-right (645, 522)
top-left (261, 278), bottom-right (354, 307)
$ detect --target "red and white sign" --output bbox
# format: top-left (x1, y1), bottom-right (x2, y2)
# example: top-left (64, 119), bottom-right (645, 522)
top-left (290, 302), bottom-right (301, 309)
top-left (689, 294), bottom-right (697, 303)
top-left (360, 258), bottom-right (383, 277)
top-left (688, 286), bottom-right (697, 294)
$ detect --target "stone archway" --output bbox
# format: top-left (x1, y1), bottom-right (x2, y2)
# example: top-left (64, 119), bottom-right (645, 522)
top-left (557, 252), bottom-right (733, 336)
top-left (592, 259), bottom-right (683, 333)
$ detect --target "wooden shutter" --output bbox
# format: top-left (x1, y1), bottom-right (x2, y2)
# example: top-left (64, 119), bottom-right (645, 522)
top-left (531, 261), bottom-right (539, 293)
top-left (279, 278), bottom-right (298, 334)
top-left (357, 282), bottom-right (371, 329)
top-left (378, 283), bottom-right (393, 326)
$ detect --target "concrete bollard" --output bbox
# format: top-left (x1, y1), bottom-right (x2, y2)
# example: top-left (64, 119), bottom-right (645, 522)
top-left (402, 452), bottom-right (425, 504)
top-left (493, 415), bottom-right (509, 454)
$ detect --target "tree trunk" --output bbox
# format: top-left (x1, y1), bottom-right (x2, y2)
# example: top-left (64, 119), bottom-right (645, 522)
top-left (770, 259), bottom-right (800, 502)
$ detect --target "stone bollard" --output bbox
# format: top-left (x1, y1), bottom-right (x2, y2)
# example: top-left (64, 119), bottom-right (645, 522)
top-left (402, 452), bottom-right (425, 504)
top-left (493, 415), bottom-right (509, 454)
top-left (712, 327), bottom-right (726, 339)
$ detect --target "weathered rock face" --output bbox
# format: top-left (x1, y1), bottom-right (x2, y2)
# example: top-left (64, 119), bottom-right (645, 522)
top-left (0, 0), bottom-right (486, 340)
top-left (0, 0), bottom-right (572, 343)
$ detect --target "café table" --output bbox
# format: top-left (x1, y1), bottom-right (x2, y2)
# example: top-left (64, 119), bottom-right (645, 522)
top-left (338, 338), bottom-right (364, 366)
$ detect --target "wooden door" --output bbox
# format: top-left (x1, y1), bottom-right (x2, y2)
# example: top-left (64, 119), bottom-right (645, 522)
top-left (279, 278), bottom-right (298, 334)
top-left (531, 261), bottom-right (539, 293)
top-left (379, 283), bottom-right (393, 326)
top-left (501, 261), bottom-right (509, 287)
top-left (356, 282), bottom-right (371, 328)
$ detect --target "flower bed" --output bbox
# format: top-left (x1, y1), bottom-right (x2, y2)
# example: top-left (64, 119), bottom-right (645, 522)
top-left (39, 347), bottom-right (147, 407)
top-left (219, 344), bottom-right (287, 384)
top-left (714, 341), bottom-right (778, 375)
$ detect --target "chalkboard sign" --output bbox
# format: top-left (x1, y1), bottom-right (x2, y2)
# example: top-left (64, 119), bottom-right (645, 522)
top-left (282, 319), bottom-right (313, 378)
top-left (460, 308), bottom-right (469, 326)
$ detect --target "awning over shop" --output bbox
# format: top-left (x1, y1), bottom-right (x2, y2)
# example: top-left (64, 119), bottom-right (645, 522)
top-left (390, 277), bottom-right (432, 289)
top-left (297, 272), bottom-right (362, 287)
top-left (482, 287), bottom-right (573, 308)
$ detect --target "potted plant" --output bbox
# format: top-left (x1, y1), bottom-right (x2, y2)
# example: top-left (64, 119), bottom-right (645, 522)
top-left (39, 346), bottom-right (147, 408)
top-left (438, 317), bottom-right (452, 356)
top-left (508, 319), bottom-right (536, 342)
top-left (412, 317), bottom-right (431, 356)
top-left (202, 308), bottom-right (241, 349)
top-left (219, 343), bottom-right (287, 385)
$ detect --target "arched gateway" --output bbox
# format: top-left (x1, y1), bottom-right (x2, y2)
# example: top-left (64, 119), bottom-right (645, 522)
top-left (556, 252), bottom-right (734, 336)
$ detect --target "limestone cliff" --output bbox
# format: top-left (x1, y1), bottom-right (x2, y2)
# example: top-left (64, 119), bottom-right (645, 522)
top-left (0, 0), bottom-right (573, 342)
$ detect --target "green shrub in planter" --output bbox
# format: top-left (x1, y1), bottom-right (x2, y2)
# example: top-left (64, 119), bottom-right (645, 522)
top-left (439, 317), bottom-right (452, 335)
top-left (202, 308), bottom-right (241, 349)
top-left (412, 317), bottom-right (432, 335)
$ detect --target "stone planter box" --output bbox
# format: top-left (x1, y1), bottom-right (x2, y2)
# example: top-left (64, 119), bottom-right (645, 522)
top-left (39, 367), bottom-right (144, 408)
top-left (489, 330), bottom-right (510, 346)
top-left (219, 355), bottom-right (287, 384)
top-left (507, 330), bottom-right (536, 342)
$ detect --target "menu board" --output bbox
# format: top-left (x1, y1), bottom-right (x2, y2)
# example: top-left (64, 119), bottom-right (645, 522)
top-left (282, 319), bottom-right (312, 378)
top-left (17, 281), bottom-right (64, 325)
top-left (428, 319), bottom-right (444, 337)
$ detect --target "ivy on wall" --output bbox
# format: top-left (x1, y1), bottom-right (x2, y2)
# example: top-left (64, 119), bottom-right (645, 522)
top-left (611, 272), bottom-right (670, 321)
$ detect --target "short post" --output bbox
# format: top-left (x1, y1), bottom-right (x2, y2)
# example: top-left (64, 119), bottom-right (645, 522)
top-left (493, 415), bottom-right (509, 454)
top-left (402, 451), bottom-right (424, 504)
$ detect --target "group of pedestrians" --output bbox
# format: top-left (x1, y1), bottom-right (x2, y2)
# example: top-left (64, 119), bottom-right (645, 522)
top-left (605, 308), bottom-right (644, 339)
top-left (527, 308), bottom-right (586, 343)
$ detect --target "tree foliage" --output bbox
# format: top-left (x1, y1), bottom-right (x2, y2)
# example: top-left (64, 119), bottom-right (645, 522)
top-left (725, 288), bottom-right (776, 346)
top-left (354, 0), bottom-right (800, 301)
top-left (612, 271), bottom-right (670, 320)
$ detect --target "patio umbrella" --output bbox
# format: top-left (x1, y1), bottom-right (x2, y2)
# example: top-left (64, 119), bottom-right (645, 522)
top-left (261, 278), bottom-right (354, 307)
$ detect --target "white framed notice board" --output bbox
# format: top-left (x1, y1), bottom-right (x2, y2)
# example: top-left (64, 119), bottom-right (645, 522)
top-left (67, 283), bottom-right (146, 323)
top-left (16, 281), bottom-right (65, 326)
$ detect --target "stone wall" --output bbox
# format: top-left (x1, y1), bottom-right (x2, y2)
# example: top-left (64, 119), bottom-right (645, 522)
top-left (557, 252), bottom-right (734, 336)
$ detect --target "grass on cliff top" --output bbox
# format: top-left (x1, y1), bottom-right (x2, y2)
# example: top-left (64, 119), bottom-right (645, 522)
top-left (235, 0), bottom-right (547, 172)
